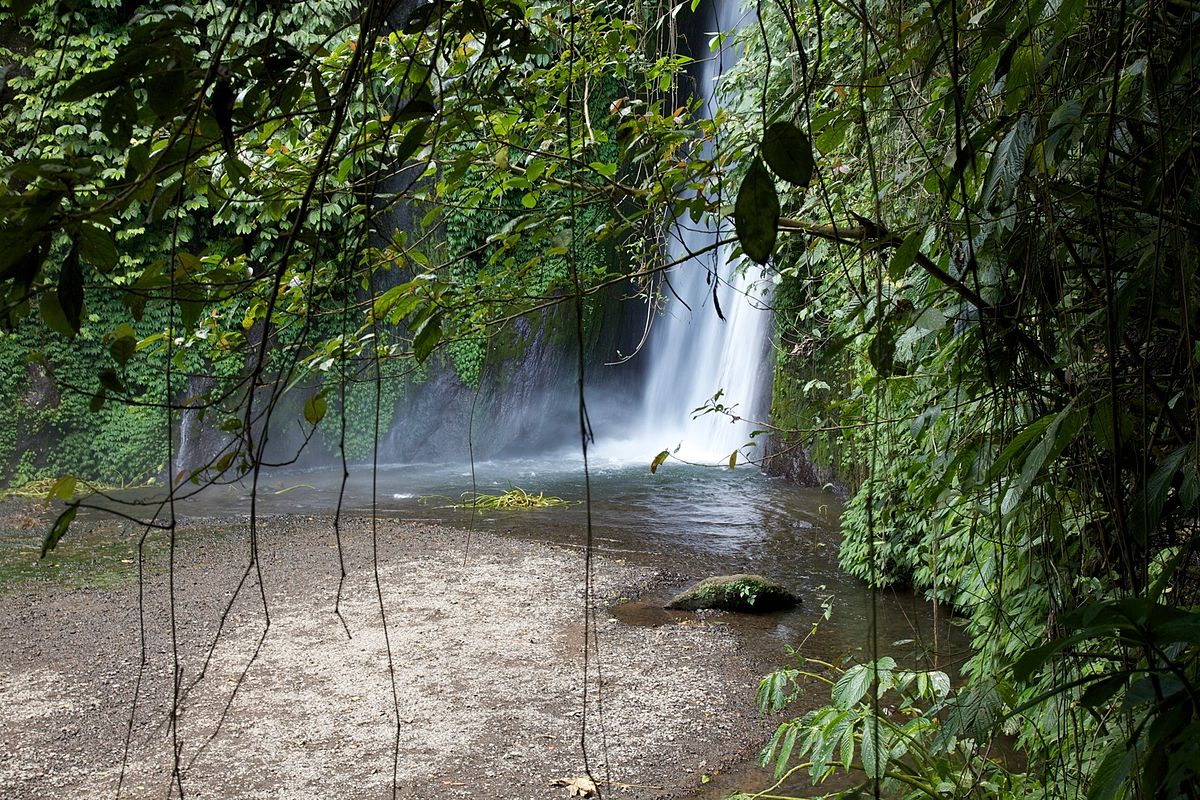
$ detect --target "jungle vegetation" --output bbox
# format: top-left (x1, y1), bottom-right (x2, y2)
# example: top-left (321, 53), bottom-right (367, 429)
top-left (1, 0), bottom-right (1198, 798)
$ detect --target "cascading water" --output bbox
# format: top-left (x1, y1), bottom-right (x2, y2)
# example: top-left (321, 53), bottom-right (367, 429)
top-left (289, 0), bottom-right (771, 470)
top-left (602, 0), bottom-right (773, 466)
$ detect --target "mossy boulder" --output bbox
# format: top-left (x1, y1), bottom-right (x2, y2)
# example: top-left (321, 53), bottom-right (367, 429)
top-left (666, 574), bottom-right (798, 613)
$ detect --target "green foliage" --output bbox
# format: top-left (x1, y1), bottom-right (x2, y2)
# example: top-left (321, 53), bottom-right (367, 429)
top-left (446, 336), bottom-right (487, 390)
top-left (733, 0), bottom-right (1200, 796)
top-left (756, 653), bottom-right (1035, 798)
top-left (0, 289), bottom-right (169, 484)
top-left (4, 3), bottom-right (1197, 798)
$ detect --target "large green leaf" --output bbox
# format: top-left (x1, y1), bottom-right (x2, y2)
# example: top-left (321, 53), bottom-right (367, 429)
top-left (981, 114), bottom-right (1033, 210)
top-left (1001, 400), bottom-right (1083, 514)
top-left (107, 324), bottom-right (137, 366)
top-left (888, 230), bottom-right (925, 280)
top-left (46, 475), bottom-right (77, 504)
top-left (77, 223), bottom-right (119, 273)
top-left (1130, 444), bottom-right (1193, 544)
top-left (734, 157), bottom-right (779, 264)
top-left (1087, 739), bottom-right (1135, 800)
top-left (762, 122), bottom-right (815, 186)
top-left (59, 65), bottom-right (129, 102)
top-left (860, 717), bottom-right (881, 779)
top-left (832, 664), bottom-right (872, 709)
top-left (39, 291), bottom-right (76, 339)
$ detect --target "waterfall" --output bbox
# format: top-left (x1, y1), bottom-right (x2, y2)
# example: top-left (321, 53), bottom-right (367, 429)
top-left (601, 0), bottom-right (773, 466)
top-left (363, 0), bottom-right (772, 470)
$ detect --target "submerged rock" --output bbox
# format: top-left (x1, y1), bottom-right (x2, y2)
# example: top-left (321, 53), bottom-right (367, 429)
top-left (666, 574), bottom-right (798, 613)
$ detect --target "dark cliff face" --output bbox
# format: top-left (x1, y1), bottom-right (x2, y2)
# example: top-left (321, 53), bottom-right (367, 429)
top-left (382, 313), bottom-right (576, 461)
top-left (378, 285), bottom-right (649, 463)
top-left (762, 438), bottom-right (846, 493)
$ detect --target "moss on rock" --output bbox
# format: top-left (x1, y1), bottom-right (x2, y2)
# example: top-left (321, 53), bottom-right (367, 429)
top-left (666, 574), bottom-right (798, 613)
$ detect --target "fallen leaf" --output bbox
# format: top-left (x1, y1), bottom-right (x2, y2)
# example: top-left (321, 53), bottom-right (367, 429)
top-left (551, 776), bottom-right (597, 797)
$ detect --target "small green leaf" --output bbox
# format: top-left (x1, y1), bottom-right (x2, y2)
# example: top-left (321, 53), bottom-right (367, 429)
top-left (373, 284), bottom-right (407, 319)
top-left (1080, 673), bottom-right (1128, 708)
top-left (393, 119), bottom-right (431, 167)
top-left (303, 393), bottom-right (327, 426)
top-left (412, 312), bottom-right (442, 362)
top-left (41, 505), bottom-right (78, 558)
top-left (650, 449), bottom-right (670, 474)
top-left (108, 323), bottom-right (137, 366)
top-left (214, 450), bottom-right (238, 473)
top-left (98, 368), bottom-right (125, 393)
top-left (762, 122), bottom-right (815, 186)
top-left (728, 450), bottom-right (737, 470)
top-left (734, 157), bottom-right (779, 264)
top-left (150, 180), bottom-right (182, 222)
top-left (588, 160), bottom-right (617, 178)
top-left (927, 670), bottom-right (951, 698)
top-left (774, 725), bottom-right (798, 778)
top-left (46, 475), bottom-right (77, 505)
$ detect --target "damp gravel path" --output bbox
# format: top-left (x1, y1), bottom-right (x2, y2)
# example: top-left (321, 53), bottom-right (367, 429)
top-left (0, 514), bottom-right (774, 799)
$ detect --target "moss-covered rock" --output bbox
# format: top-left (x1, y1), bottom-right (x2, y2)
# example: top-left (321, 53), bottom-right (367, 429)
top-left (666, 574), bottom-right (798, 613)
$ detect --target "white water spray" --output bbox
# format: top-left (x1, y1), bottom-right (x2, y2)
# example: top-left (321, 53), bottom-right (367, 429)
top-left (601, 1), bottom-right (772, 466)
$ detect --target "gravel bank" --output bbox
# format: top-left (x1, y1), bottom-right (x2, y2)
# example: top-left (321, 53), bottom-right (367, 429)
top-left (0, 514), bottom-right (773, 799)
